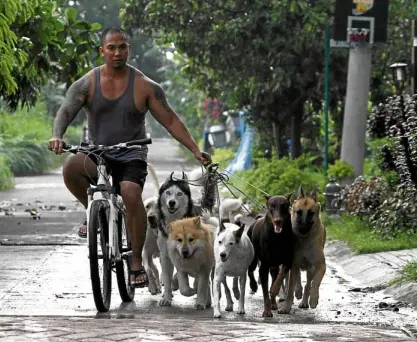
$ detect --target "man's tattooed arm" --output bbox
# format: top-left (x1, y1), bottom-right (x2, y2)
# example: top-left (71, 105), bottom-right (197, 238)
top-left (150, 83), bottom-right (173, 113)
top-left (52, 74), bottom-right (90, 138)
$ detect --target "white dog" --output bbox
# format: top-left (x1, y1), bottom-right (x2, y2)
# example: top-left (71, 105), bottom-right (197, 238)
top-left (142, 196), bottom-right (162, 295)
top-left (213, 214), bottom-right (254, 318)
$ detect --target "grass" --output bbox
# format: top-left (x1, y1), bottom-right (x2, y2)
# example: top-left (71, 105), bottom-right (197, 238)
top-left (389, 261), bottom-right (417, 285)
top-left (324, 214), bottom-right (417, 254)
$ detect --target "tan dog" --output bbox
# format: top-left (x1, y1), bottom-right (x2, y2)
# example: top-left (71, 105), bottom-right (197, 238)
top-left (167, 216), bottom-right (214, 310)
top-left (273, 185), bottom-right (326, 314)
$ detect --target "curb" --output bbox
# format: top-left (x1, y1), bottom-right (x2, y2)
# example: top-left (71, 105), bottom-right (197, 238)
top-left (325, 240), bottom-right (417, 308)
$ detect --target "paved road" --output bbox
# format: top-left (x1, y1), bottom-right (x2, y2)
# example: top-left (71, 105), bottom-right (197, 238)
top-left (0, 139), bottom-right (416, 341)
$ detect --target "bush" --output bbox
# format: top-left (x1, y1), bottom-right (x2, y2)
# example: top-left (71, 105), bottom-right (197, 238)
top-left (328, 159), bottom-right (354, 180)
top-left (212, 147), bottom-right (235, 167)
top-left (369, 184), bottom-right (417, 238)
top-left (0, 156), bottom-right (14, 190)
top-left (335, 176), bottom-right (389, 217)
top-left (235, 154), bottom-right (326, 210)
top-left (0, 102), bottom-right (83, 176)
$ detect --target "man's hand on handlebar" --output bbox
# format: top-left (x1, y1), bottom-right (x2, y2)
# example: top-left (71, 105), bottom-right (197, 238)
top-left (48, 137), bottom-right (65, 155)
top-left (194, 150), bottom-right (212, 166)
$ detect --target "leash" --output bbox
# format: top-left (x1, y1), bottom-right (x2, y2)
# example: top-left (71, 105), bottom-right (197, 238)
top-left (171, 162), bottom-right (267, 218)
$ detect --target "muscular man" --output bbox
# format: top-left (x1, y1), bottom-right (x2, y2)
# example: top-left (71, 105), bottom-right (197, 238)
top-left (48, 27), bottom-right (210, 288)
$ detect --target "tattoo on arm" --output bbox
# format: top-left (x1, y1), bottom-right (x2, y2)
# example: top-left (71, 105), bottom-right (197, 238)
top-left (53, 75), bottom-right (90, 137)
top-left (151, 83), bottom-right (172, 112)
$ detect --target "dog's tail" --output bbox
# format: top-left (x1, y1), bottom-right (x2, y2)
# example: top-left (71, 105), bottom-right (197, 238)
top-left (201, 209), bottom-right (219, 228)
top-left (219, 198), bottom-right (243, 223)
top-left (147, 162), bottom-right (159, 197)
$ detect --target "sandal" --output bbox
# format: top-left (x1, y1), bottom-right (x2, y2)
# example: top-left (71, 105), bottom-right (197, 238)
top-left (78, 220), bottom-right (87, 238)
top-left (130, 268), bottom-right (149, 288)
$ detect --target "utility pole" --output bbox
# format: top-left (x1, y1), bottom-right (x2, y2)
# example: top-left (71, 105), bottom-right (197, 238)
top-left (340, 31), bottom-right (372, 177)
top-left (412, 19), bottom-right (417, 95)
top-left (323, 22), bottom-right (330, 177)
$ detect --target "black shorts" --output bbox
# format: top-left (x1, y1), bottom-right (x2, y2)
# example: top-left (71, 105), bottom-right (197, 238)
top-left (83, 152), bottom-right (148, 192)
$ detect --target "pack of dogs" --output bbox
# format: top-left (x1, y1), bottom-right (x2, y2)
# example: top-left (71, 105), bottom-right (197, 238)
top-left (142, 168), bottom-right (327, 317)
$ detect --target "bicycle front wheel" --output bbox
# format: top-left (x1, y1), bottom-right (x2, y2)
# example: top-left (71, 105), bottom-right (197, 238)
top-left (115, 210), bottom-right (135, 302)
top-left (88, 200), bottom-right (112, 312)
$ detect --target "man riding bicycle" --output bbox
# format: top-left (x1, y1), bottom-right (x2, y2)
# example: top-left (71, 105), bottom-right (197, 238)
top-left (48, 27), bottom-right (210, 289)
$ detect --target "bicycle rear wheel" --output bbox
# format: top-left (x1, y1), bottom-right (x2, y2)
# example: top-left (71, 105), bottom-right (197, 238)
top-left (115, 210), bottom-right (135, 301)
top-left (88, 200), bottom-right (112, 312)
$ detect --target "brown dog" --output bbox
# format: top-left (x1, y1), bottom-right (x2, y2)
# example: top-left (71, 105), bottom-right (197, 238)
top-left (272, 185), bottom-right (326, 314)
top-left (247, 194), bottom-right (295, 317)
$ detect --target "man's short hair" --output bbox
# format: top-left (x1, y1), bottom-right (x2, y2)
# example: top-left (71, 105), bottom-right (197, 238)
top-left (100, 27), bottom-right (128, 45)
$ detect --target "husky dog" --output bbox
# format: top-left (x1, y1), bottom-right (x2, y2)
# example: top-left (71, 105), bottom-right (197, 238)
top-left (213, 211), bottom-right (254, 318)
top-left (157, 172), bottom-right (197, 306)
top-left (167, 216), bottom-right (215, 310)
top-left (142, 196), bottom-right (162, 295)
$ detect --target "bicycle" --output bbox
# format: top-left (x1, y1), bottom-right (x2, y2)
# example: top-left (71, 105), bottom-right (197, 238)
top-left (63, 138), bottom-right (152, 312)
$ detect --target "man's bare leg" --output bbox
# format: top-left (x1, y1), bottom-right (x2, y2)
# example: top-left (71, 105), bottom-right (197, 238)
top-left (63, 153), bottom-right (97, 208)
top-left (120, 181), bottom-right (148, 286)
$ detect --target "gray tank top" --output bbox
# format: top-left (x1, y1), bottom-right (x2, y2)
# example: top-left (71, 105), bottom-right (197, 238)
top-left (85, 65), bottom-right (148, 162)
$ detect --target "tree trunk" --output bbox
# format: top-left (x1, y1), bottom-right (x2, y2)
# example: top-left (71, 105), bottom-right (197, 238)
top-left (273, 122), bottom-right (284, 158)
top-left (291, 106), bottom-right (303, 158)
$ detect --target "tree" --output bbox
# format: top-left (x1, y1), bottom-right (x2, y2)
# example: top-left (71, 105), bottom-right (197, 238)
top-left (0, 0), bottom-right (101, 110)
top-left (121, 0), bottom-right (350, 158)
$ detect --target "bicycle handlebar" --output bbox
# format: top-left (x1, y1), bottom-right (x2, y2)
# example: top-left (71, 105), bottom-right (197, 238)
top-left (62, 138), bottom-right (153, 154)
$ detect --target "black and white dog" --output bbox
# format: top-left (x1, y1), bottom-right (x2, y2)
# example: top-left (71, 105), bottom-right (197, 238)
top-left (157, 171), bottom-right (199, 306)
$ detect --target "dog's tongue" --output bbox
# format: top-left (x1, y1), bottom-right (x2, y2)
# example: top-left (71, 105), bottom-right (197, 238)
top-left (273, 222), bottom-right (282, 234)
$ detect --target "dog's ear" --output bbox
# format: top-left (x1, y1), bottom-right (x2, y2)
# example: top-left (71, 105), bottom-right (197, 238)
top-left (234, 224), bottom-right (245, 243)
top-left (218, 221), bottom-right (226, 234)
top-left (296, 185), bottom-right (305, 200)
top-left (309, 185), bottom-right (318, 202)
top-left (264, 194), bottom-right (271, 203)
top-left (286, 191), bottom-right (294, 204)
top-left (169, 172), bottom-right (175, 182)
top-left (167, 223), bottom-right (173, 234)
top-left (182, 171), bottom-right (188, 180)
top-left (194, 216), bottom-right (202, 228)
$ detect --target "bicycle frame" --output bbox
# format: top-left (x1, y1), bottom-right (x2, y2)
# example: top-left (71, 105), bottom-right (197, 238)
top-left (85, 156), bottom-right (122, 262)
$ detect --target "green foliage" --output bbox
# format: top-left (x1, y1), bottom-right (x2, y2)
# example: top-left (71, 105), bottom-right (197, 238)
top-left (1, 0), bottom-right (101, 110)
top-left (369, 184), bottom-right (417, 238)
top-left (121, 0), bottom-right (348, 157)
top-left (390, 261), bottom-right (417, 285)
top-left (212, 148), bottom-right (235, 168)
top-left (325, 214), bottom-right (417, 254)
top-left (0, 156), bottom-right (14, 191)
top-left (233, 154), bottom-right (326, 209)
top-left (328, 159), bottom-right (354, 181)
top-left (0, 102), bottom-right (81, 176)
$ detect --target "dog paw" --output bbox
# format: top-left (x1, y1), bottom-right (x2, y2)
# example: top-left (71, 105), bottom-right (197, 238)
top-left (278, 302), bottom-right (292, 314)
top-left (213, 312), bottom-right (222, 318)
top-left (148, 280), bottom-right (159, 295)
top-left (159, 297), bottom-right (172, 306)
top-left (298, 301), bottom-right (309, 309)
top-left (195, 303), bottom-right (206, 310)
top-left (237, 308), bottom-right (245, 315)
top-left (295, 288), bottom-right (303, 300)
top-left (309, 289), bottom-right (319, 309)
top-left (225, 304), bottom-right (233, 312)
top-left (249, 279), bottom-right (258, 293)
top-left (180, 287), bottom-right (197, 297)
top-left (262, 310), bottom-right (273, 317)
